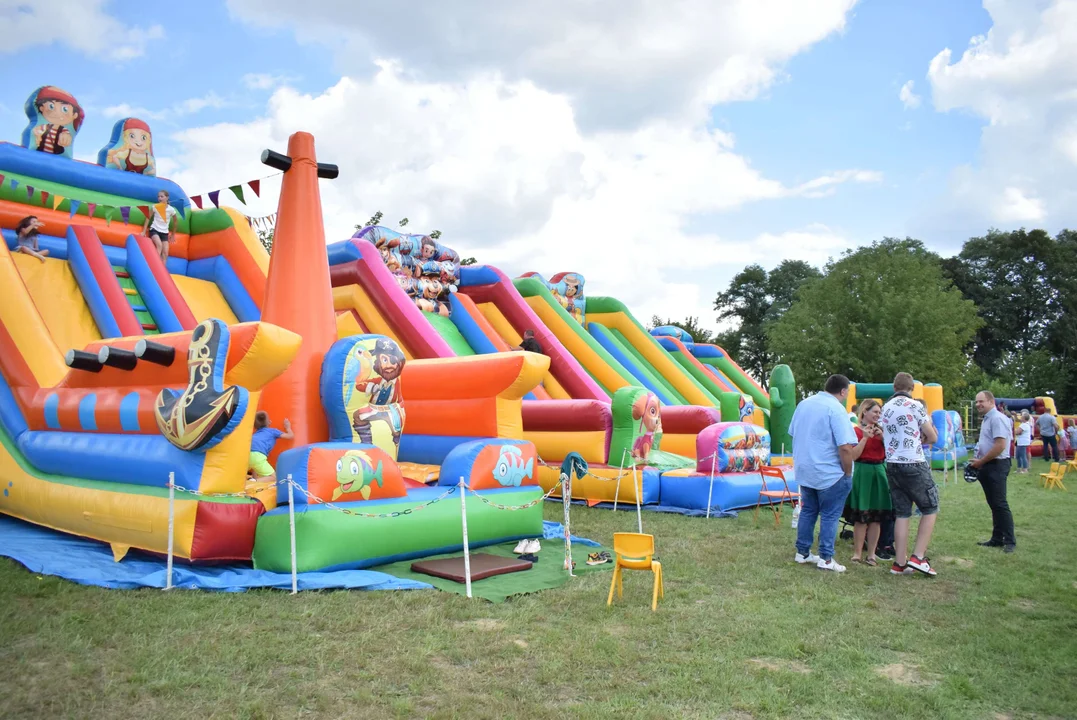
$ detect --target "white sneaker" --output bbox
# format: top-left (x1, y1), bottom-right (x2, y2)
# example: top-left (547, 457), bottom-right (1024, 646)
top-left (794, 552), bottom-right (821, 564)
top-left (525, 539), bottom-right (541, 553)
top-left (817, 558), bottom-right (846, 573)
top-left (513, 539), bottom-right (529, 554)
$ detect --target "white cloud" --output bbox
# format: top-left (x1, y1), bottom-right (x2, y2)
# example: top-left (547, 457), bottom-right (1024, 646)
top-left (923, 0), bottom-right (1077, 235)
top-left (102, 93), bottom-right (228, 122)
top-left (164, 64), bottom-right (879, 331)
top-left (226, 0), bottom-right (859, 129)
top-left (0, 0), bottom-right (163, 61)
top-left (899, 80), bottom-right (922, 109)
top-left (242, 73), bottom-right (293, 91)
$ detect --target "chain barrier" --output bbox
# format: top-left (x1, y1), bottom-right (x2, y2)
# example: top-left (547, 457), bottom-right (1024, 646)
top-left (167, 481), bottom-right (275, 499)
top-left (464, 476), bottom-right (563, 511)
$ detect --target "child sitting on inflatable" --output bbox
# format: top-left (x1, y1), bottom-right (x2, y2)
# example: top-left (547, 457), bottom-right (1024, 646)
top-left (13, 216), bottom-right (49, 263)
top-left (249, 411), bottom-right (294, 483)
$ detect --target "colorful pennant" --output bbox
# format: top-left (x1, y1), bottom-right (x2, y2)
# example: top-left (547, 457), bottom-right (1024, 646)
top-left (249, 179), bottom-right (260, 197)
top-left (208, 190), bottom-right (220, 209)
top-left (120, 206), bottom-right (131, 225)
top-left (229, 184), bottom-right (244, 204)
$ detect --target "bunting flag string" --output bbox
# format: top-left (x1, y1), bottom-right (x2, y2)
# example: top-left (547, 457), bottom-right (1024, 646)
top-left (0, 171), bottom-right (279, 228)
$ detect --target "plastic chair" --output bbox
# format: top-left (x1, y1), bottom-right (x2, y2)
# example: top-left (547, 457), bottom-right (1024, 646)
top-left (1042, 463), bottom-right (1068, 491)
top-left (755, 466), bottom-right (799, 526)
top-left (1040, 462), bottom-right (1062, 488)
top-left (607, 533), bottom-right (664, 612)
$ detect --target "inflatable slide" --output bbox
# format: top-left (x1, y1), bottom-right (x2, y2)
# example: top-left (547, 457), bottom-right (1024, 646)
top-left (0, 85), bottom-right (547, 573)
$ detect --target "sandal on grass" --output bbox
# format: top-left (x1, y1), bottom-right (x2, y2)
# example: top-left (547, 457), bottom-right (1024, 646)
top-left (864, 557), bottom-right (878, 567)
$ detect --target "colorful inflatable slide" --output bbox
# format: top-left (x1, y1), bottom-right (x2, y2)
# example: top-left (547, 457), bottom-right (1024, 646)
top-left (0, 86), bottom-right (549, 573)
top-left (326, 227), bottom-right (799, 511)
top-left (0, 86), bottom-right (800, 581)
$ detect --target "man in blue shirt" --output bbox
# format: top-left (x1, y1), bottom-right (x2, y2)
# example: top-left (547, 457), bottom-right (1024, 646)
top-left (971, 390), bottom-right (1016, 552)
top-left (788, 374), bottom-right (859, 572)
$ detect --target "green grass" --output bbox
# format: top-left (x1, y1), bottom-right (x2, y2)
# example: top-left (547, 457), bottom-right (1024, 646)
top-left (1, 458), bottom-right (1075, 719)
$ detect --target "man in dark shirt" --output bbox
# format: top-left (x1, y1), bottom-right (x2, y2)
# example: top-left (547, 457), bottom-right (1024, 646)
top-left (518, 329), bottom-right (543, 354)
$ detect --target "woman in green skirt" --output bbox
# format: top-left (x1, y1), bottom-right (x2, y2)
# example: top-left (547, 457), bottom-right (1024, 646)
top-left (849, 399), bottom-right (893, 566)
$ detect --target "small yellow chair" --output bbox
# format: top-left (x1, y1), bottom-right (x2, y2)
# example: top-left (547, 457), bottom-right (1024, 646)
top-left (1041, 462), bottom-right (1068, 491)
top-left (607, 533), bottom-right (664, 612)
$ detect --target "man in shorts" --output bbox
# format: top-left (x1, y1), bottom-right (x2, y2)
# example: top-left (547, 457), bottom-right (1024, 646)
top-left (880, 372), bottom-right (939, 576)
top-left (142, 189), bottom-right (177, 265)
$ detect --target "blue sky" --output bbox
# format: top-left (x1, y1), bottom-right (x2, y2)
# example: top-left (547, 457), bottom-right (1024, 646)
top-left (1, 0), bottom-right (1072, 329)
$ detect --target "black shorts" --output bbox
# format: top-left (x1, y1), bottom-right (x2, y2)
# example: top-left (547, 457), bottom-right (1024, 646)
top-left (149, 229), bottom-right (170, 243)
top-left (885, 462), bottom-right (938, 518)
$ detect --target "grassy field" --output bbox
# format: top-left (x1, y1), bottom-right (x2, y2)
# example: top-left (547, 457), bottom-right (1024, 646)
top-left (1, 458), bottom-right (1075, 719)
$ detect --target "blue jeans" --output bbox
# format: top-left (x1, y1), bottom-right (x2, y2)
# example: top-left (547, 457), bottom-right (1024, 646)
top-left (1015, 446), bottom-right (1029, 470)
top-left (796, 476), bottom-right (853, 562)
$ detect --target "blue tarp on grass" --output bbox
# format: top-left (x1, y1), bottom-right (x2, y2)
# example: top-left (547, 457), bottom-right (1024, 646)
top-left (0, 515), bottom-right (431, 592)
top-left (0, 516), bottom-right (597, 592)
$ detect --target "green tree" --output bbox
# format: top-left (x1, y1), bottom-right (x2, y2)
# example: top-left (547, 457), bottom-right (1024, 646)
top-left (257, 229), bottom-right (273, 255)
top-left (648, 316), bottom-right (714, 344)
top-left (768, 238), bottom-right (982, 392)
top-left (713, 259), bottom-right (821, 379)
top-left (460, 257), bottom-right (477, 266)
top-left (941, 228), bottom-right (1060, 369)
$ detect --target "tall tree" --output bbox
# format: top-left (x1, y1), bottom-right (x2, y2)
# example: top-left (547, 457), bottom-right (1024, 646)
top-left (941, 228), bottom-right (1059, 368)
top-left (768, 238), bottom-right (981, 392)
top-left (257, 229), bottom-right (273, 255)
top-left (712, 260), bottom-right (821, 379)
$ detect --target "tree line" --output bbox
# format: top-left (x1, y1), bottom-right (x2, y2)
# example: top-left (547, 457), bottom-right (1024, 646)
top-left (654, 229), bottom-right (1077, 411)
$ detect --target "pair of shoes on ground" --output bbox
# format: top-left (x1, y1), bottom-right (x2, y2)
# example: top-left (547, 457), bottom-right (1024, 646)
top-left (794, 552), bottom-right (846, 573)
top-left (876, 546), bottom-right (895, 560)
top-left (586, 551), bottom-right (612, 566)
top-left (890, 554), bottom-right (936, 576)
top-left (513, 538), bottom-right (541, 555)
top-left (851, 556), bottom-right (879, 567)
top-left (978, 540), bottom-right (1016, 553)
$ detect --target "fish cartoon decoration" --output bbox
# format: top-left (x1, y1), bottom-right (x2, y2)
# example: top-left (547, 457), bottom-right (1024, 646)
top-left (493, 445), bottom-right (534, 487)
top-left (333, 449), bottom-right (384, 501)
top-left (155, 319), bottom-right (247, 452)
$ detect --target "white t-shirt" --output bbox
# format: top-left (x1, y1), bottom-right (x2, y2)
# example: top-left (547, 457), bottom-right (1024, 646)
top-left (880, 395), bottom-right (930, 464)
top-left (150, 204), bottom-right (177, 234)
top-left (1067, 425), bottom-right (1077, 446)
top-left (1016, 421), bottom-right (1033, 447)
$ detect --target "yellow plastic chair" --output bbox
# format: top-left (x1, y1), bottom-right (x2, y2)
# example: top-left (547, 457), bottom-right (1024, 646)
top-left (607, 533), bottom-right (664, 612)
top-left (1040, 462), bottom-right (1062, 488)
top-left (1042, 463), bottom-right (1068, 491)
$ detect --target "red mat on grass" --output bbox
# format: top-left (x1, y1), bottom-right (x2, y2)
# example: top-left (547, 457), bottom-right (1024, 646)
top-left (410, 553), bottom-right (533, 583)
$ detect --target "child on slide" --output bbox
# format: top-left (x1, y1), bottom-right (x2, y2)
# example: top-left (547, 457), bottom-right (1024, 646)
top-left (142, 190), bottom-right (177, 265)
top-left (13, 216), bottom-right (49, 262)
top-left (249, 411), bottom-right (293, 484)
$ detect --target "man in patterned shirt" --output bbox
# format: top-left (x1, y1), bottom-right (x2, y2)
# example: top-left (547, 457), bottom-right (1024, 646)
top-left (880, 372), bottom-right (939, 577)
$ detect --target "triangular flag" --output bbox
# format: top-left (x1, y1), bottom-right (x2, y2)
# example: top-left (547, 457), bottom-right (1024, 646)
top-left (120, 206), bottom-right (131, 225)
top-left (40, 191), bottom-right (49, 207)
top-left (52, 194), bottom-right (64, 210)
top-left (154, 201), bottom-right (168, 220)
top-left (138, 205), bottom-right (150, 220)
top-left (229, 184), bottom-right (245, 204)
top-left (0, 173), bottom-right (5, 189)
top-left (104, 207), bottom-right (115, 226)
top-left (249, 179), bottom-right (260, 197)
top-left (192, 195), bottom-right (203, 210)
top-left (87, 202), bottom-right (97, 217)
top-left (208, 190), bottom-right (220, 208)
top-left (25, 184), bottom-right (34, 200)
top-left (69, 199), bottom-right (81, 217)
top-left (175, 203), bottom-right (186, 219)
top-left (10, 179), bottom-right (18, 191)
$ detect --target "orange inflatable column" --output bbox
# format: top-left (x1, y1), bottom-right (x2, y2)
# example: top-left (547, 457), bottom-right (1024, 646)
top-left (259, 132), bottom-right (338, 457)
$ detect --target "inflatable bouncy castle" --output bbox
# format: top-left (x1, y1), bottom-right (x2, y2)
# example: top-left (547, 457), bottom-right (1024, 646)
top-left (0, 85), bottom-right (551, 573)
